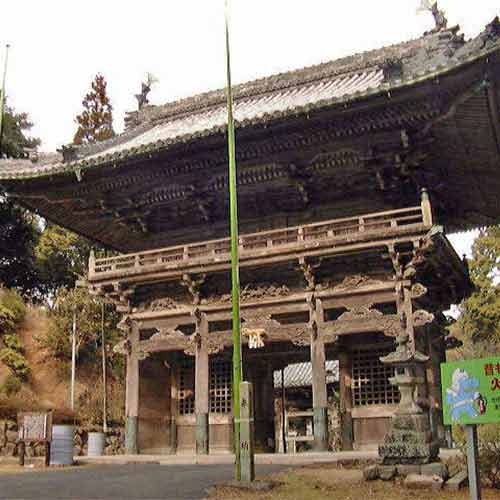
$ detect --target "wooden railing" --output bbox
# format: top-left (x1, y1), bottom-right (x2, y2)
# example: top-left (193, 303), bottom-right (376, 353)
top-left (89, 197), bottom-right (432, 280)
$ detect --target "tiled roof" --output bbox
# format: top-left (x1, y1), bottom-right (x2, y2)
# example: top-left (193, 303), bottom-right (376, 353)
top-left (98, 69), bottom-right (384, 158)
top-left (1, 18), bottom-right (499, 181)
top-left (274, 360), bottom-right (339, 389)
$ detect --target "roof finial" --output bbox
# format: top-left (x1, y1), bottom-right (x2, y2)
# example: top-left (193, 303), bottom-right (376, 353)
top-left (135, 73), bottom-right (158, 111)
top-left (417, 1), bottom-right (448, 33)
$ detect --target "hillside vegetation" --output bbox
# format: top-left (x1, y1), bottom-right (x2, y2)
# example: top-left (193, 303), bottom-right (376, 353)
top-left (0, 292), bottom-right (124, 425)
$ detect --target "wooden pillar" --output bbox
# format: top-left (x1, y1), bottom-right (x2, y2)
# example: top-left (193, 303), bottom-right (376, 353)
top-left (339, 351), bottom-right (354, 450)
top-left (195, 313), bottom-right (209, 455)
top-left (421, 187), bottom-right (433, 227)
top-left (310, 297), bottom-right (328, 451)
top-left (125, 323), bottom-right (139, 454)
top-left (169, 359), bottom-right (178, 454)
top-left (427, 327), bottom-right (445, 444)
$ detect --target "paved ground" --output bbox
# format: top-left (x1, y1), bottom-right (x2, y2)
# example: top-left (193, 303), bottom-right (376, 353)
top-left (0, 463), bottom-right (286, 500)
top-left (76, 449), bottom-right (381, 466)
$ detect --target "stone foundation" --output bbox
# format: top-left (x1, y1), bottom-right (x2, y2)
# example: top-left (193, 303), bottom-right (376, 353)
top-left (378, 413), bottom-right (439, 465)
top-left (0, 419), bottom-right (125, 458)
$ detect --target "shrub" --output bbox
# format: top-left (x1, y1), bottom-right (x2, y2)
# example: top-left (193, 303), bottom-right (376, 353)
top-left (0, 289), bottom-right (26, 325)
top-left (0, 304), bottom-right (16, 334)
top-left (0, 348), bottom-right (30, 379)
top-left (0, 289), bottom-right (29, 379)
top-left (0, 374), bottom-right (22, 396)
top-left (454, 423), bottom-right (500, 489)
top-left (2, 333), bottom-right (24, 351)
top-left (478, 424), bottom-right (500, 489)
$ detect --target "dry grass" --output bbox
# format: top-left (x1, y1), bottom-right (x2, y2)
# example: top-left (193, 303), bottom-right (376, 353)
top-left (209, 465), bottom-right (500, 500)
top-left (1, 307), bottom-right (125, 425)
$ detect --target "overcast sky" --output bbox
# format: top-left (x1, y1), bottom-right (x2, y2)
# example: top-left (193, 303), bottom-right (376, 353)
top-left (2, 0), bottom-right (498, 152)
top-left (2, 0), bottom-right (497, 252)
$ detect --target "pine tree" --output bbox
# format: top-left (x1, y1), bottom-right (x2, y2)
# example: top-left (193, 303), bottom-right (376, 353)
top-left (0, 103), bottom-right (42, 296)
top-left (73, 74), bottom-right (115, 145)
top-left (0, 106), bottom-right (40, 158)
top-left (450, 226), bottom-right (500, 352)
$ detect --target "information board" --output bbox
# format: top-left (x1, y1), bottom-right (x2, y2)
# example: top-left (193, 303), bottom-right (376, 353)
top-left (441, 356), bottom-right (500, 425)
top-left (17, 412), bottom-right (52, 443)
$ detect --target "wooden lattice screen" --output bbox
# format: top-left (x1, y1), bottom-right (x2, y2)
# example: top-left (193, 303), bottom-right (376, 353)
top-left (178, 359), bottom-right (195, 415)
top-left (352, 346), bottom-right (399, 406)
top-left (209, 359), bottom-right (232, 414)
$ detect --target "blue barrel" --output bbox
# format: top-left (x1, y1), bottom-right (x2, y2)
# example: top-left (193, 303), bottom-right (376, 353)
top-left (87, 432), bottom-right (105, 456)
top-left (50, 425), bottom-right (75, 465)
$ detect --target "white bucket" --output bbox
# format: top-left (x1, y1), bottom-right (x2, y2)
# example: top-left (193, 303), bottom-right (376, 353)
top-left (50, 424), bottom-right (75, 465)
top-left (87, 432), bottom-right (106, 456)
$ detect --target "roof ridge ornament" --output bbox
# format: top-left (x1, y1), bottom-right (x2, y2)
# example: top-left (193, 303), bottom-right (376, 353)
top-left (417, 1), bottom-right (448, 33)
top-left (135, 73), bottom-right (158, 111)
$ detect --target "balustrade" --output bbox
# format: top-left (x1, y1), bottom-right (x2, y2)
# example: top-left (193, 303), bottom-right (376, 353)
top-left (89, 201), bottom-right (430, 281)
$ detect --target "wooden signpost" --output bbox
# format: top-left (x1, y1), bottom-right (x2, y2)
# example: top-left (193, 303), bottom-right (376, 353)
top-left (441, 356), bottom-right (500, 500)
top-left (17, 411), bottom-right (53, 467)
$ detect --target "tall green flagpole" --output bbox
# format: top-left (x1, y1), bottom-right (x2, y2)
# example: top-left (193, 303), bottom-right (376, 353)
top-left (0, 44), bottom-right (10, 153)
top-left (224, 0), bottom-right (242, 481)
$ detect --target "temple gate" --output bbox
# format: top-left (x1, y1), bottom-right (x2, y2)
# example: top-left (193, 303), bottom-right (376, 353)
top-left (1, 16), bottom-right (498, 456)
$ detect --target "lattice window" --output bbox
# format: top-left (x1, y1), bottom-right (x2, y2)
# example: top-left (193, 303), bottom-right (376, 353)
top-left (352, 346), bottom-right (400, 406)
top-left (178, 359), bottom-right (195, 415)
top-left (210, 359), bottom-right (232, 414)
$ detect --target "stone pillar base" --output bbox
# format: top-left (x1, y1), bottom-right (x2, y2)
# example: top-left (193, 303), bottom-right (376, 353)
top-left (125, 416), bottom-right (138, 455)
top-left (313, 406), bottom-right (329, 451)
top-left (196, 413), bottom-right (209, 455)
top-left (379, 413), bottom-right (439, 465)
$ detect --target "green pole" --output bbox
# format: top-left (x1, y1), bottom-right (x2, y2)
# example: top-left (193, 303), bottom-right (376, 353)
top-left (224, 0), bottom-right (242, 481)
top-left (0, 44), bottom-right (10, 154)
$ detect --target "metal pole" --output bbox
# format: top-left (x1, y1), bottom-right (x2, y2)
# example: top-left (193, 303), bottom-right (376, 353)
top-left (465, 424), bottom-right (482, 500)
top-left (0, 44), bottom-right (11, 155)
top-left (225, 0), bottom-right (242, 481)
top-left (101, 301), bottom-right (108, 433)
top-left (71, 309), bottom-right (76, 411)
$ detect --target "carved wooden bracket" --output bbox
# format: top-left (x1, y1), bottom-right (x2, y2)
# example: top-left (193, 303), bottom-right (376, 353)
top-left (117, 314), bottom-right (132, 333)
top-left (332, 274), bottom-right (384, 291)
top-left (241, 312), bottom-right (309, 347)
top-left (297, 258), bottom-right (321, 291)
top-left (287, 163), bottom-right (313, 206)
top-left (113, 339), bottom-right (131, 355)
top-left (136, 349), bottom-right (150, 361)
top-left (388, 246), bottom-right (404, 280)
top-left (409, 235), bottom-right (434, 269)
top-left (181, 274), bottom-right (206, 305)
top-left (410, 283), bottom-right (428, 299)
top-left (146, 296), bottom-right (180, 312)
top-left (107, 283), bottom-right (135, 313)
top-left (413, 309), bottom-right (434, 327)
top-left (146, 310), bottom-right (228, 356)
top-left (328, 304), bottom-right (400, 338)
top-left (184, 332), bottom-right (227, 356)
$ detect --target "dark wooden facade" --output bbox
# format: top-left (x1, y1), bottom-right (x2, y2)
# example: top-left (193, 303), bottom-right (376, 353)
top-left (1, 18), bottom-right (498, 454)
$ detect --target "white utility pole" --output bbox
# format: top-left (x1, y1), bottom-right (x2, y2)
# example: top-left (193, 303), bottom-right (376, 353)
top-left (70, 309), bottom-right (76, 411)
top-left (101, 301), bottom-right (108, 433)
